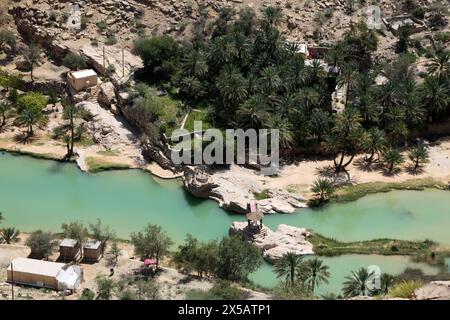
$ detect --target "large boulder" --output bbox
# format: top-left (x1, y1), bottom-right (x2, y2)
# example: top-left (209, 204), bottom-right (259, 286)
top-left (98, 81), bottom-right (117, 109)
top-left (414, 281), bottom-right (450, 300)
top-left (229, 222), bottom-right (314, 261)
top-left (182, 165), bottom-right (307, 214)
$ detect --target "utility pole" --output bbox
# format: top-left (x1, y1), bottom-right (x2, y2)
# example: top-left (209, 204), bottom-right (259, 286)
top-left (11, 262), bottom-right (14, 301)
top-left (122, 47), bottom-right (125, 78)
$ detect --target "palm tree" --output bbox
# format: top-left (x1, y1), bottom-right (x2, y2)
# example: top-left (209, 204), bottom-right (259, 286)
top-left (342, 267), bottom-right (375, 298)
top-left (266, 115), bottom-right (294, 155)
top-left (63, 105), bottom-right (81, 160)
top-left (207, 37), bottom-right (237, 70)
top-left (428, 50), bottom-right (450, 83)
top-left (181, 50), bottom-right (208, 78)
top-left (420, 76), bottom-right (449, 123)
top-left (408, 145), bottom-right (429, 169)
top-left (311, 178), bottom-right (335, 202)
top-left (382, 148), bottom-right (404, 173)
top-left (275, 94), bottom-right (297, 118)
top-left (16, 105), bottom-right (44, 136)
top-left (237, 95), bottom-right (269, 128)
top-left (383, 105), bottom-right (408, 145)
top-left (354, 95), bottom-right (380, 124)
top-left (337, 64), bottom-right (359, 109)
top-left (404, 94), bottom-right (425, 130)
top-left (274, 253), bottom-right (305, 287)
top-left (379, 273), bottom-right (395, 296)
top-left (377, 81), bottom-right (400, 111)
top-left (304, 258), bottom-right (331, 292)
top-left (259, 66), bottom-right (281, 95)
top-left (0, 227), bottom-right (20, 244)
top-left (297, 87), bottom-right (320, 114)
top-left (261, 6), bottom-right (283, 27)
top-left (362, 127), bottom-right (386, 164)
top-left (306, 59), bottom-right (327, 85)
top-left (216, 66), bottom-right (247, 112)
top-left (326, 107), bottom-right (363, 172)
top-left (0, 212), bottom-right (3, 224)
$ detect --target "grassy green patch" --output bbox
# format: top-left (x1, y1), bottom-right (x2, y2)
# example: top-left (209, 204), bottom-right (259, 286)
top-left (85, 157), bottom-right (130, 173)
top-left (77, 136), bottom-right (96, 147)
top-left (0, 148), bottom-right (62, 161)
top-left (333, 178), bottom-right (449, 203)
top-left (184, 110), bottom-right (211, 132)
top-left (158, 95), bottom-right (184, 136)
top-left (309, 233), bottom-right (450, 267)
top-left (253, 189), bottom-right (270, 200)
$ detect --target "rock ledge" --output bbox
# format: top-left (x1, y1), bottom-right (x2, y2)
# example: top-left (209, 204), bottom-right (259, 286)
top-left (229, 222), bottom-right (314, 261)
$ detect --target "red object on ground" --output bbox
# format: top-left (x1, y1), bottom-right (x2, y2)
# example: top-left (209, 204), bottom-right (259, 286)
top-left (144, 259), bottom-right (157, 266)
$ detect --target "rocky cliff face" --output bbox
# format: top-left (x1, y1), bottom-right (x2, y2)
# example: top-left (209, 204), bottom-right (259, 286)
top-left (229, 222), bottom-right (314, 261)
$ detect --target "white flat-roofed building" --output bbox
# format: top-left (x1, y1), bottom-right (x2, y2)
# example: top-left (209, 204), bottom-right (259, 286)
top-left (67, 68), bottom-right (98, 92)
top-left (6, 257), bottom-right (83, 291)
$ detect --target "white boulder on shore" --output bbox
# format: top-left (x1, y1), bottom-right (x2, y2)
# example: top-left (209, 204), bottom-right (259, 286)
top-left (229, 222), bottom-right (314, 261)
top-left (183, 165), bottom-right (307, 214)
top-left (413, 281), bottom-right (450, 300)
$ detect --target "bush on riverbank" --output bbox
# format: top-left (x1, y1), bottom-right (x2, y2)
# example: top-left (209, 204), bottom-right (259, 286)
top-left (309, 233), bottom-right (447, 262)
top-left (388, 280), bottom-right (424, 299)
top-left (333, 178), bottom-right (449, 202)
top-left (186, 280), bottom-right (247, 300)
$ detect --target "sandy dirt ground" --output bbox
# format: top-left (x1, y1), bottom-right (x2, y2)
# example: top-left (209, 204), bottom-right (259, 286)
top-left (0, 99), bottom-right (165, 174)
top-left (261, 138), bottom-right (450, 197)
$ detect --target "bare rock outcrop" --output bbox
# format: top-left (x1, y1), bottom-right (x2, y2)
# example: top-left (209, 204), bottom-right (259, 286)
top-left (229, 222), bottom-right (314, 261)
top-left (183, 165), bottom-right (307, 214)
top-left (98, 81), bottom-right (117, 108)
top-left (414, 281), bottom-right (450, 300)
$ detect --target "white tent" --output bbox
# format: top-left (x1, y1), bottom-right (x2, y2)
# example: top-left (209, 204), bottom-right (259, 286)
top-left (56, 265), bottom-right (83, 291)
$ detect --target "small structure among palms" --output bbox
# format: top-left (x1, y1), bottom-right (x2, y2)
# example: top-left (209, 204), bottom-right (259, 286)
top-left (246, 201), bottom-right (264, 231)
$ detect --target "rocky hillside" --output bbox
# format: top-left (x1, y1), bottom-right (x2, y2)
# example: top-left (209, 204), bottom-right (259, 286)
top-left (1, 0), bottom-right (449, 61)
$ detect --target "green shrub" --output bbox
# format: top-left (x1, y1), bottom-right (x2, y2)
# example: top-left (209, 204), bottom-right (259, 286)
top-left (107, 64), bottom-right (116, 74)
top-left (411, 7), bottom-right (426, 20)
top-left (80, 15), bottom-right (89, 30)
top-left (186, 281), bottom-right (246, 300)
top-left (105, 35), bottom-right (117, 46)
top-left (49, 11), bottom-right (58, 22)
top-left (62, 52), bottom-right (87, 70)
top-left (253, 189), bottom-right (270, 200)
top-left (0, 29), bottom-right (17, 52)
top-left (61, 12), bottom-right (69, 23)
top-left (79, 288), bottom-right (95, 300)
top-left (96, 20), bottom-right (108, 32)
top-left (388, 280), bottom-right (423, 298)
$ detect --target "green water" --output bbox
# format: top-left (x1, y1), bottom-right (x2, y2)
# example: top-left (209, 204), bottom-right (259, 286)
top-left (1, 152), bottom-right (449, 294)
top-left (0, 152), bottom-right (241, 243)
top-left (263, 190), bottom-right (450, 245)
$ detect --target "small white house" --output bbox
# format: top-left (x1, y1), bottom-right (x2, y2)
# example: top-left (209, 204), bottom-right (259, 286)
top-left (67, 69), bottom-right (98, 92)
top-left (7, 257), bottom-right (83, 291)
